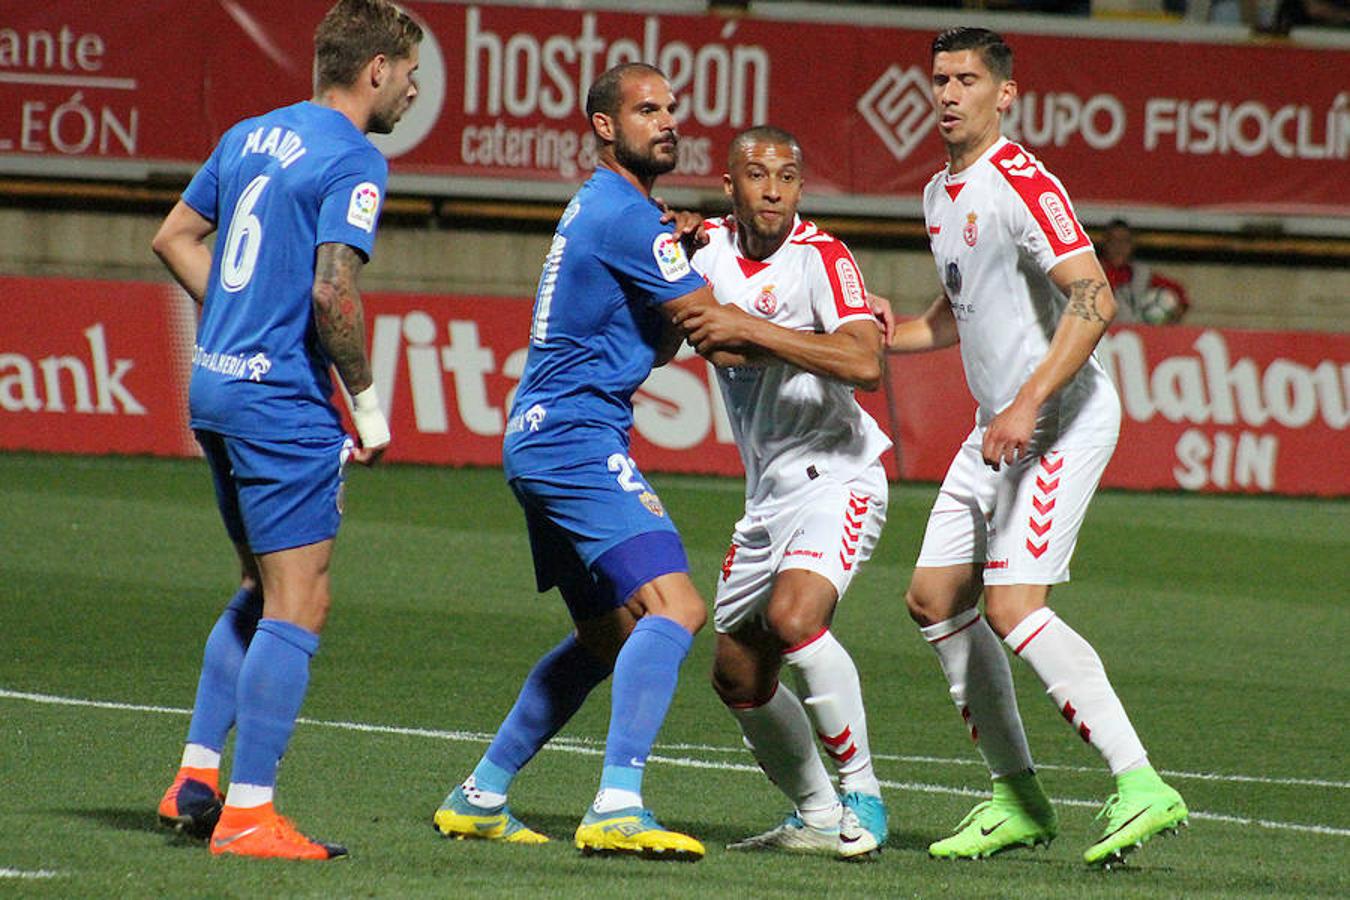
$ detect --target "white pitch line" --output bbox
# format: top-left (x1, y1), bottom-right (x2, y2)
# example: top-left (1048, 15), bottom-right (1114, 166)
top-left (4, 687), bottom-right (1348, 838)
top-left (0, 868), bottom-right (62, 879)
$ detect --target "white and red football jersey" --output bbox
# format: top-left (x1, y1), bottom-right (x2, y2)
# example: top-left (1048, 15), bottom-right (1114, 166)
top-left (923, 137), bottom-right (1120, 448)
top-left (692, 216), bottom-right (892, 508)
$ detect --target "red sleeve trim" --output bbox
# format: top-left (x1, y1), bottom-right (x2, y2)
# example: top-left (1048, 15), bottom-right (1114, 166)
top-left (990, 142), bottom-right (1090, 258)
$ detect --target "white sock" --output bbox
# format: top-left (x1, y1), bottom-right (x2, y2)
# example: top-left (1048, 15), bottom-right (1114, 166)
top-left (180, 743), bottom-right (221, 770)
top-left (223, 782), bottom-right (273, 809)
top-left (1005, 607), bottom-right (1148, 776)
top-left (783, 630), bottom-right (882, 798)
top-left (591, 787), bottom-right (643, 815)
top-left (729, 682), bottom-right (841, 830)
top-left (460, 774), bottom-right (506, 810)
top-left (921, 608), bottom-right (1035, 778)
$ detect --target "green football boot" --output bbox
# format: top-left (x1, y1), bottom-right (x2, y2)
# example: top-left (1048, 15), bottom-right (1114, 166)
top-left (1084, 765), bottom-right (1188, 867)
top-left (929, 770), bottom-right (1058, 859)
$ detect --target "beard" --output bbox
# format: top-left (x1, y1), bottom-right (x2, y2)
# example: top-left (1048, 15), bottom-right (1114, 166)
top-left (367, 103), bottom-right (401, 135)
top-left (743, 209), bottom-right (792, 246)
top-left (614, 130), bottom-right (678, 179)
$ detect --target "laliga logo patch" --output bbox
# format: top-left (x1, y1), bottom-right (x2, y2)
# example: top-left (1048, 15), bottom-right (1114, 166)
top-left (835, 258), bottom-right (867, 308)
top-left (652, 232), bottom-right (690, 282)
top-left (754, 284), bottom-right (778, 315)
top-left (964, 212), bottom-right (979, 247)
top-left (638, 490), bottom-right (665, 517)
top-left (347, 182), bottom-right (380, 232)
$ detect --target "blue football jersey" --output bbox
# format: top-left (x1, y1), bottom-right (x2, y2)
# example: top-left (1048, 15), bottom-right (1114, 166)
top-left (182, 101), bottom-right (387, 440)
top-left (504, 168), bottom-right (706, 477)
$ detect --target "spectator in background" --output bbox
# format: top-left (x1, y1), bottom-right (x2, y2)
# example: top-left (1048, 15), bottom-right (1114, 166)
top-left (1099, 218), bottom-right (1190, 325)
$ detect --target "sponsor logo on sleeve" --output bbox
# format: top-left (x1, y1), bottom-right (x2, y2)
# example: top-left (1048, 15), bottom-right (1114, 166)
top-left (835, 258), bottom-right (866, 308)
top-left (652, 232), bottom-right (691, 282)
top-left (347, 182), bottom-right (381, 232)
top-left (1038, 192), bottom-right (1079, 244)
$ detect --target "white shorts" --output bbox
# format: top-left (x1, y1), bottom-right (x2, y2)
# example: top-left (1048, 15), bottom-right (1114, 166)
top-left (714, 461), bottom-right (888, 634)
top-left (915, 433), bottom-right (1114, 585)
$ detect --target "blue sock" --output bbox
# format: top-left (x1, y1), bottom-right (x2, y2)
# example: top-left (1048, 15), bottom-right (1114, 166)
top-left (186, 586), bottom-right (261, 751)
top-left (601, 616), bottom-right (693, 796)
top-left (475, 634), bottom-right (612, 795)
top-left (230, 618), bottom-right (319, 788)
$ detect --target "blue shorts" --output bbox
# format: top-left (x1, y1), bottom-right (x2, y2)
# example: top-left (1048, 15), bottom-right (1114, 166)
top-left (197, 430), bottom-right (353, 555)
top-left (510, 455), bottom-right (689, 621)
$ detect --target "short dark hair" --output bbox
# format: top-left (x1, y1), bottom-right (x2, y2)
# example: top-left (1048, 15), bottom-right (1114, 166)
top-left (728, 126), bottom-right (802, 169)
top-left (932, 27), bottom-right (1013, 82)
top-left (1105, 217), bottom-right (1131, 231)
top-left (314, 0), bottom-right (422, 92)
top-left (585, 63), bottom-right (667, 120)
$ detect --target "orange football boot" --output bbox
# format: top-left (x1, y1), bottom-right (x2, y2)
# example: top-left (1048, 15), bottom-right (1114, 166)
top-left (209, 803), bottom-right (348, 860)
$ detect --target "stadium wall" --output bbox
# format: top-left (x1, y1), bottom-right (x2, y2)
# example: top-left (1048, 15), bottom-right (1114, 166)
top-left (1, 206), bottom-right (1346, 334)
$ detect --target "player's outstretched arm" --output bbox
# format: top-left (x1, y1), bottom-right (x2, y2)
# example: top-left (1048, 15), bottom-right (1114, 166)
top-left (151, 200), bottom-right (216, 305)
top-left (885, 293), bottom-right (960, 354)
top-left (313, 242), bottom-right (389, 464)
top-left (662, 285), bottom-right (760, 368)
top-left (981, 252), bottom-right (1116, 469)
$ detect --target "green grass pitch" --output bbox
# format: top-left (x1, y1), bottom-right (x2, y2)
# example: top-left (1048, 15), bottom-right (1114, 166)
top-left (1, 452), bottom-right (1346, 897)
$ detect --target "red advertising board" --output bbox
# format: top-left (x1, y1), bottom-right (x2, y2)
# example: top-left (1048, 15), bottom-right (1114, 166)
top-left (2, 278), bottom-right (1346, 496)
top-left (0, 278), bottom-right (198, 457)
top-left (1, 3), bottom-right (1346, 224)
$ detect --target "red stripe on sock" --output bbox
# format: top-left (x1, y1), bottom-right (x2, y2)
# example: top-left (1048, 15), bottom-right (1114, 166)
top-left (927, 615), bottom-right (981, 645)
top-left (783, 627), bottom-right (829, 655)
top-left (1012, 614), bottom-right (1056, 655)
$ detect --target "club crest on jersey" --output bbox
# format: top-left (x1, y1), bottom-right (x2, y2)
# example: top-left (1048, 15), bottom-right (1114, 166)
top-left (638, 490), bottom-right (665, 517)
top-left (347, 182), bottom-right (380, 232)
top-left (246, 352), bottom-right (272, 382)
top-left (754, 284), bottom-right (778, 315)
top-left (652, 232), bottom-right (691, 282)
top-left (945, 260), bottom-right (962, 295)
top-left (963, 212), bottom-right (978, 247)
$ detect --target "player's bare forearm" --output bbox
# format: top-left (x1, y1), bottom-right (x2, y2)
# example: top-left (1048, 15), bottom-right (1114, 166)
top-left (739, 318), bottom-right (883, 390)
top-left (653, 317), bottom-right (684, 367)
top-left (312, 242), bottom-right (373, 395)
top-left (705, 348), bottom-right (761, 367)
top-left (887, 294), bottom-right (959, 353)
top-left (150, 200), bottom-right (215, 304)
top-left (1017, 257), bottom-right (1117, 409)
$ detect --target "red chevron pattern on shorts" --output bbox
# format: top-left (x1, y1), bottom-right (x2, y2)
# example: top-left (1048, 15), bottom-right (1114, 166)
top-left (839, 492), bottom-right (868, 571)
top-left (1026, 452), bottom-right (1062, 559)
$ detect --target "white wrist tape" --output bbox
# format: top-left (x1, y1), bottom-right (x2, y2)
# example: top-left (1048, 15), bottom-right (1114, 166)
top-left (350, 386), bottom-right (390, 448)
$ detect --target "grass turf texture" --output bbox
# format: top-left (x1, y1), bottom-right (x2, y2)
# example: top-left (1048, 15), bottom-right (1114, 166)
top-left (1, 451), bottom-right (1346, 898)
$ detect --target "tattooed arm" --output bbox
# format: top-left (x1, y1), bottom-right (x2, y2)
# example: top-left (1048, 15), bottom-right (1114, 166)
top-left (980, 252), bottom-right (1117, 469)
top-left (313, 242), bottom-right (388, 461)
